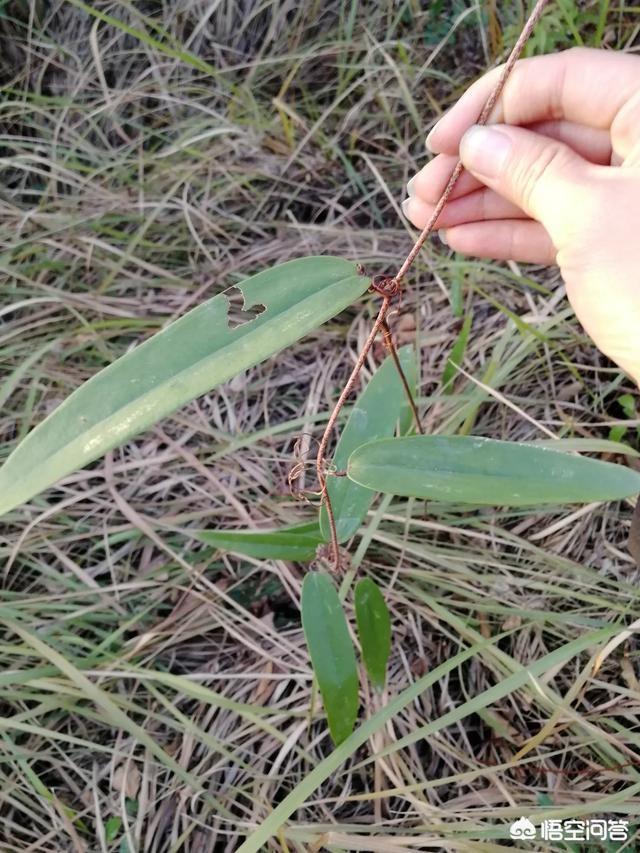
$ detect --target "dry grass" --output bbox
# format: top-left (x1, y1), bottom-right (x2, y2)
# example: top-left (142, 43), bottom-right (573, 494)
top-left (1, 1), bottom-right (640, 851)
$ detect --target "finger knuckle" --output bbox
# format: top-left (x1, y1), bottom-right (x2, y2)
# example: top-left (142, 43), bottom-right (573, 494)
top-left (518, 144), bottom-right (568, 212)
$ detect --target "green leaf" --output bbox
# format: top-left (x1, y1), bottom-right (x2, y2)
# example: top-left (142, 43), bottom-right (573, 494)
top-left (105, 816), bottom-right (122, 843)
top-left (346, 435), bottom-right (640, 505)
top-left (0, 257), bottom-right (370, 516)
top-left (441, 310), bottom-right (472, 392)
top-left (608, 425), bottom-right (628, 444)
top-left (618, 393), bottom-right (637, 419)
top-left (194, 521), bottom-right (322, 561)
top-left (354, 578), bottom-right (391, 690)
top-left (301, 572), bottom-right (359, 746)
top-left (320, 345), bottom-right (417, 543)
top-left (530, 437), bottom-right (639, 457)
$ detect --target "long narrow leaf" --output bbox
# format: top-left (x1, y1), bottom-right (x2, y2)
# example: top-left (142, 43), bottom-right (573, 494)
top-left (301, 572), bottom-right (359, 746)
top-left (194, 522), bottom-right (322, 561)
top-left (347, 436), bottom-right (640, 505)
top-left (354, 578), bottom-right (391, 690)
top-left (0, 257), bottom-right (370, 515)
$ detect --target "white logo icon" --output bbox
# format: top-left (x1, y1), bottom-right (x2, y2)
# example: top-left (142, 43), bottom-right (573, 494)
top-left (510, 817), bottom-right (536, 840)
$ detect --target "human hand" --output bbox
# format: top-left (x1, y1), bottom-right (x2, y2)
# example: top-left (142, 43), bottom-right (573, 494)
top-left (403, 48), bottom-right (640, 385)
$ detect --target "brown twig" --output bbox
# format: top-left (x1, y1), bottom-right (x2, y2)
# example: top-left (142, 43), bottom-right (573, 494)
top-left (380, 318), bottom-right (424, 435)
top-left (316, 0), bottom-right (551, 571)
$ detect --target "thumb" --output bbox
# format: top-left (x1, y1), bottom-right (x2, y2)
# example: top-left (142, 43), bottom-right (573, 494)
top-left (458, 124), bottom-right (594, 244)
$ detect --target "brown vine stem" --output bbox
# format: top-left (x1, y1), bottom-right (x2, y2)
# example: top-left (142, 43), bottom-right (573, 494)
top-left (316, 295), bottom-right (392, 565)
top-left (380, 318), bottom-right (424, 435)
top-left (395, 0), bottom-right (551, 283)
top-left (317, 0), bottom-right (551, 571)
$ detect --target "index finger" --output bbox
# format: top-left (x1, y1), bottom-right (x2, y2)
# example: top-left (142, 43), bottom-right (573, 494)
top-left (427, 47), bottom-right (640, 155)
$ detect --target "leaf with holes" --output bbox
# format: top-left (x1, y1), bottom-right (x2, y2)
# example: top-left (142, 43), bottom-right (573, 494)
top-left (301, 572), bottom-right (359, 746)
top-left (320, 345), bottom-right (417, 544)
top-left (347, 436), bottom-right (640, 505)
top-left (354, 578), bottom-right (391, 691)
top-left (0, 257), bottom-right (371, 516)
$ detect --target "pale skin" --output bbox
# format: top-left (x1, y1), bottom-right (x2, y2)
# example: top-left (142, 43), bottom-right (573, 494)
top-left (402, 48), bottom-right (640, 385)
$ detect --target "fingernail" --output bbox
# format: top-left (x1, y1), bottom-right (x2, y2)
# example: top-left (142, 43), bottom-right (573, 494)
top-left (406, 175), bottom-right (416, 197)
top-left (438, 229), bottom-right (449, 246)
top-left (401, 198), bottom-right (411, 218)
top-left (426, 120), bottom-right (441, 152)
top-left (459, 125), bottom-right (512, 178)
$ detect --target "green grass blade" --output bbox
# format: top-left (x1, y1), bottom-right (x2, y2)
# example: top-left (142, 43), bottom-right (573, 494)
top-left (0, 257), bottom-right (370, 515)
top-left (347, 436), bottom-right (640, 505)
top-left (354, 578), bottom-right (391, 690)
top-left (301, 572), bottom-right (359, 746)
top-left (65, 0), bottom-right (222, 78)
top-left (441, 310), bottom-right (472, 392)
top-left (2, 620), bottom-right (211, 799)
top-left (320, 344), bottom-right (417, 543)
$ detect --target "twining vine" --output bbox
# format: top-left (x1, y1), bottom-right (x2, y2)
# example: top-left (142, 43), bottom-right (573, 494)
top-left (314, 0), bottom-right (552, 571)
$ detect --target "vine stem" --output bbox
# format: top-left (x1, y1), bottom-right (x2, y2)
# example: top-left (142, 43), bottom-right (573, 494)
top-left (316, 296), bottom-right (391, 570)
top-left (380, 318), bottom-right (424, 435)
top-left (395, 0), bottom-right (551, 284)
top-left (316, 0), bottom-right (551, 571)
